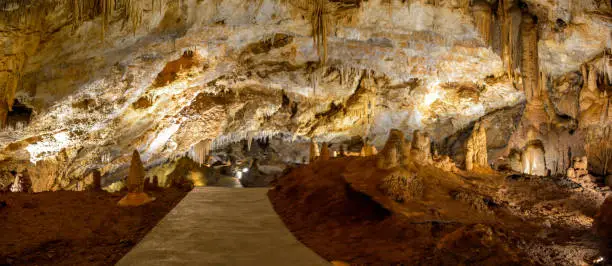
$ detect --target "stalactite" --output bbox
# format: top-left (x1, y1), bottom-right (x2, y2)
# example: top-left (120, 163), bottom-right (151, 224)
top-left (472, 1), bottom-right (492, 46)
top-left (498, 0), bottom-right (522, 79)
top-left (284, 0), bottom-right (337, 64)
top-left (189, 139), bottom-right (211, 166)
top-left (520, 14), bottom-right (539, 103)
top-left (247, 131), bottom-right (256, 151)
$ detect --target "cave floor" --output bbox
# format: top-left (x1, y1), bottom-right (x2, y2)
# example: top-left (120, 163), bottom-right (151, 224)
top-left (116, 187), bottom-right (328, 266)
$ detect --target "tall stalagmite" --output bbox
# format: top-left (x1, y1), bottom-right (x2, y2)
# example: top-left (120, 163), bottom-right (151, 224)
top-left (410, 130), bottom-right (432, 164)
top-left (376, 129), bottom-right (407, 169)
top-left (118, 150), bottom-right (154, 206)
top-left (309, 140), bottom-right (320, 163)
top-left (319, 142), bottom-right (331, 161)
top-left (465, 122), bottom-right (488, 171)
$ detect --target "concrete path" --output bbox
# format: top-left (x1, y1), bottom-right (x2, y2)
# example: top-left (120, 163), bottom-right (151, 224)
top-left (116, 187), bottom-right (329, 266)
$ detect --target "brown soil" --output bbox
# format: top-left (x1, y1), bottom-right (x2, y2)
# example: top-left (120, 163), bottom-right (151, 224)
top-left (0, 188), bottom-right (188, 265)
top-left (269, 157), bottom-right (607, 265)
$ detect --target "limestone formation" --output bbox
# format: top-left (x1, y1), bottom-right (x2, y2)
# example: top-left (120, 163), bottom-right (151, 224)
top-left (0, 101), bottom-right (8, 128)
top-left (472, 1), bottom-right (492, 46)
top-left (309, 140), bottom-right (320, 163)
top-left (319, 142), bottom-right (331, 161)
top-left (360, 139), bottom-right (378, 157)
top-left (90, 169), bottom-right (102, 191)
top-left (465, 122), bottom-right (488, 171)
top-left (508, 149), bottom-right (523, 173)
top-left (378, 169), bottom-right (423, 202)
top-left (433, 155), bottom-right (459, 173)
top-left (339, 145), bottom-right (346, 157)
top-left (521, 15), bottom-right (540, 103)
top-left (190, 139), bottom-right (212, 166)
top-left (9, 174), bottom-right (22, 192)
top-left (377, 129), bottom-right (408, 169)
top-left (522, 140), bottom-right (547, 176)
top-left (410, 130), bottom-right (432, 165)
top-left (567, 156), bottom-right (589, 178)
top-left (118, 150), bottom-right (154, 207)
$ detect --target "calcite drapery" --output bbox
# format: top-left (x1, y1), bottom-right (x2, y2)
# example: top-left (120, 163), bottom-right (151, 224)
top-left (521, 130), bottom-right (548, 176)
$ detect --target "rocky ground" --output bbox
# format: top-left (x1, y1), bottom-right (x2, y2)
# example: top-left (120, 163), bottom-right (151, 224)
top-left (0, 188), bottom-right (188, 266)
top-left (268, 156), bottom-right (610, 265)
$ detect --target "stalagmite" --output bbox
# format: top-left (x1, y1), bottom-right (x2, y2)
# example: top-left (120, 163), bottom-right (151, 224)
top-left (339, 145), bottom-right (346, 157)
top-left (309, 139), bottom-right (320, 163)
top-left (472, 1), bottom-right (492, 46)
top-left (410, 130), bottom-right (432, 164)
top-left (377, 129), bottom-right (407, 169)
top-left (91, 169), bottom-right (102, 191)
top-left (319, 142), bottom-right (330, 161)
top-left (9, 174), bottom-right (22, 192)
top-left (567, 156), bottom-right (589, 178)
top-left (465, 122), bottom-right (488, 171)
top-left (360, 141), bottom-right (378, 157)
top-left (118, 150), bottom-right (154, 207)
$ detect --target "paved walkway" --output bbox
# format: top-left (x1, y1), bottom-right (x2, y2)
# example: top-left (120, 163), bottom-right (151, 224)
top-left (116, 187), bottom-right (329, 266)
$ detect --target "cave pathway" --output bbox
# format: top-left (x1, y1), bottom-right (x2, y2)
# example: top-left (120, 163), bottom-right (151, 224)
top-left (116, 187), bottom-right (329, 266)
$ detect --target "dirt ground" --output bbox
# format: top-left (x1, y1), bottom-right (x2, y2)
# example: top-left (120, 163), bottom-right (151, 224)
top-left (0, 188), bottom-right (187, 266)
top-left (269, 157), bottom-right (610, 265)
